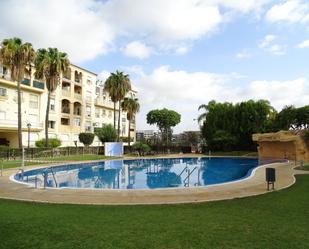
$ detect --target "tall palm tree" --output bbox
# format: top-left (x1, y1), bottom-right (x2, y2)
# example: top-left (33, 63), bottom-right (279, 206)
top-left (104, 70), bottom-right (131, 141)
top-left (35, 48), bottom-right (70, 147)
top-left (104, 76), bottom-right (119, 129)
top-left (121, 97), bottom-right (140, 147)
top-left (0, 38), bottom-right (35, 149)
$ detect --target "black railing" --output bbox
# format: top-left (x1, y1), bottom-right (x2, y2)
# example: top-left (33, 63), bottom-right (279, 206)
top-left (0, 146), bottom-right (105, 160)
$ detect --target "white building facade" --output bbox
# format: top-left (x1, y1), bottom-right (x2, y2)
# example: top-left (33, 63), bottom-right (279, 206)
top-left (0, 64), bottom-right (137, 147)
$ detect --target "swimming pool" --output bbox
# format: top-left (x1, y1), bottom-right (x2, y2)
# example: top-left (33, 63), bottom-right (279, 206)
top-left (13, 157), bottom-right (261, 190)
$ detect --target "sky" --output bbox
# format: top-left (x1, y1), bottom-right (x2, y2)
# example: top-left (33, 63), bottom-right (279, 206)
top-left (1, 0), bottom-right (309, 133)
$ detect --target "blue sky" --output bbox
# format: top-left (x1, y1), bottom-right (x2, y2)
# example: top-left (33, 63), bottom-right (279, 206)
top-left (1, 0), bottom-right (309, 132)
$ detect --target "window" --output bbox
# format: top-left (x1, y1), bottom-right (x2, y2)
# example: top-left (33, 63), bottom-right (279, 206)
top-left (108, 110), bottom-right (112, 118)
top-left (102, 110), bottom-right (106, 117)
top-left (93, 122), bottom-right (100, 127)
top-left (73, 117), bottom-right (81, 126)
top-left (0, 88), bottom-right (7, 96)
top-left (50, 98), bottom-right (55, 111)
top-left (95, 87), bottom-right (100, 95)
top-left (0, 111), bottom-right (5, 119)
top-left (85, 121), bottom-right (91, 132)
top-left (86, 90), bottom-right (92, 102)
top-left (61, 118), bottom-right (70, 125)
top-left (29, 94), bottom-right (38, 109)
top-left (48, 121), bottom-right (56, 129)
top-left (122, 118), bottom-right (126, 123)
top-left (86, 106), bottom-right (91, 117)
top-left (95, 108), bottom-right (100, 118)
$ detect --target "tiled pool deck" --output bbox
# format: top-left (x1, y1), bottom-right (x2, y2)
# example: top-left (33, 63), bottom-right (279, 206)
top-left (0, 155), bottom-right (307, 205)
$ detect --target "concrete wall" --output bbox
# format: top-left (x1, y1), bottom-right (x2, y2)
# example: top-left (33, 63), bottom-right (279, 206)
top-left (255, 132), bottom-right (309, 162)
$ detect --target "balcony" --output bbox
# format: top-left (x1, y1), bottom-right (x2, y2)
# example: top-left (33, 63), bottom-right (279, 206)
top-left (74, 93), bottom-right (82, 100)
top-left (21, 78), bottom-right (30, 86)
top-left (95, 97), bottom-right (115, 108)
top-left (33, 80), bottom-right (45, 89)
top-left (0, 119), bottom-right (43, 130)
top-left (62, 89), bottom-right (71, 97)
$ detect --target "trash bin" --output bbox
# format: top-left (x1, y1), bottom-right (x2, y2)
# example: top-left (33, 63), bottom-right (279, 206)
top-left (266, 168), bottom-right (275, 190)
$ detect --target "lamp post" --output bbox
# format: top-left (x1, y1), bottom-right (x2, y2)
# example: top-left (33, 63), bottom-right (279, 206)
top-left (27, 122), bottom-right (31, 149)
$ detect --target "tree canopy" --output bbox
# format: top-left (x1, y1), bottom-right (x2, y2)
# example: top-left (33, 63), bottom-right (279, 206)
top-left (147, 108), bottom-right (181, 144)
top-left (199, 100), bottom-right (276, 150)
top-left (95, 124), bottom-right (117, 144)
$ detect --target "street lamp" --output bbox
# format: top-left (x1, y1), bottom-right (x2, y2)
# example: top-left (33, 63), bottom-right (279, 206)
top-left (27, 122), bottom-right (31, 149)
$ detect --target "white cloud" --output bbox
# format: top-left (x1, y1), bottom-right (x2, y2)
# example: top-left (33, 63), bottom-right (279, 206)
top-left (259, 34), bottom-right (277, 48)
top-left (269, 44), bottom-right (286, 55)
top-left (132, 66), bottom-right (309, 132)
top-left (122, 41), bottom-right (152, 59)
top-left (266, 0), bottom-right (309, 23)
top-left (236, 49), bottom-right (252, 59)
top-left (258, 35), bottom-right (286, 55)
top-left (175, 46), bottom-right (189, 55)
top-left (0, 0), bottom-right (273, 62)
top-left (0, 0), bottom-right (114, 63)
top-left (103, 0), bottom-right (223, 43)
top-left (297, 39), bottom-right (309, 48)
top-left (240, 78), bottom-right (309, 109)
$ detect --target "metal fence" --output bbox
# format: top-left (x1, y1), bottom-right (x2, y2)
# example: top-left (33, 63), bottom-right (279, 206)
top-left (0, 146), bottom-right (105, 160)
top-left (0, 145), bottom-right (195, 160)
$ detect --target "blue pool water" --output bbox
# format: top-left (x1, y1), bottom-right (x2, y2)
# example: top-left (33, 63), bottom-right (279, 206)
top-left (15, 157), bottom-right (259, 190)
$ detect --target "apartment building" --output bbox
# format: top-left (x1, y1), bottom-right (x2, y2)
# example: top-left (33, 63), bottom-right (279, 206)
top-left (0, 64), bottom-right (137, 147)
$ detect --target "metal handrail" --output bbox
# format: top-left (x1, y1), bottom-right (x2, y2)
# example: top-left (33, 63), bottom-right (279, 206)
top-left (183, 166), bottom-right (198, 187)
top-left (49, 167), bottom-right (58, 187)
top-left (178, 166), bottom-right (188, 177)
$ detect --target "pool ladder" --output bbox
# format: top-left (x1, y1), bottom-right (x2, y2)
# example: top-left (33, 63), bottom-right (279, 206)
top-left (42, 167), bottom-right (58, 188)
top-left (183, 167), bottom-right (201, 187)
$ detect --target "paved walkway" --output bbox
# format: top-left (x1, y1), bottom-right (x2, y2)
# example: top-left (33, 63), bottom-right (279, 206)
top-left (0, 157), bottom-right (307, 205)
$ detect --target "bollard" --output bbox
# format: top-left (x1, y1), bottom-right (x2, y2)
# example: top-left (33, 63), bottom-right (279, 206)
top-left (300, 160), bottom-right (304, 170)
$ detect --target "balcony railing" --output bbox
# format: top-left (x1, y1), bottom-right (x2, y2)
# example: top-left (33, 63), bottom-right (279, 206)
top-left (33, 80), bottom-right (45, 89)
top-left (0, 119), bottom-right (43, 129)
top-left (21, 78), bottom-right (30, 86)
top-left (61, 107), bottom-right (70, 114)
top-left (74, 93), bottom-right (82, 100)
top-left (95, 98), bottom-right (115, 108)
top-left (62, 89), bottom-right (71, 97)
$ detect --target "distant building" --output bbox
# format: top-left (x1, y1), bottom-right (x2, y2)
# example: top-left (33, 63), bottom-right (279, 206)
top-left (173, 131), bottom-right (202, 146)
top-left (136, 130), bottom-right (160, 141)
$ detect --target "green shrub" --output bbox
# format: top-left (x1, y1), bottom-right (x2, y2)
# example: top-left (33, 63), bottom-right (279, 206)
top-left (0, 145), bottom-right (9, 150)
top-left (35, 138), bottom-right (61, 148)
top-left (94, 124), bottom-right (117, 143)
top-left (132, 142), bottom-right (151, 156)
top-left (79, 133), bottom-right (95, 146)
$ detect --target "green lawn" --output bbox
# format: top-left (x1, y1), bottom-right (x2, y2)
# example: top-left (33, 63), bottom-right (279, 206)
top-left (304, 164), bottom-right (309, 171)
top-left (0, 175), bottom-right (308, 249)
top-left (0, 160), bottom-right (47, 169)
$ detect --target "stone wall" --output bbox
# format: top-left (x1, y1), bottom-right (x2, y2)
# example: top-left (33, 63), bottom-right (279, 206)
top-left (253, 131), bottom-right (309, 162)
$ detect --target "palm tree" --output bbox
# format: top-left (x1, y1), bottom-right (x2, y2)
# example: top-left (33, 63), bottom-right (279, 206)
top-left (121, 97), bottom-right (140, 147)
top-left (0, 38), bottom-right (35, 149)
top-left (35, 48), bottom-right (70, 147)
top-left (104, 76), bottom-right (119, 129)
top-left (104, 70), bottom-right (131, 141)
